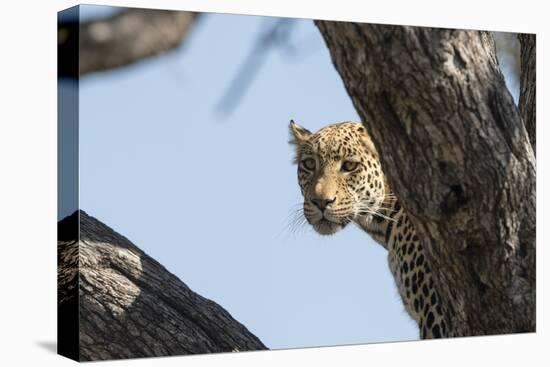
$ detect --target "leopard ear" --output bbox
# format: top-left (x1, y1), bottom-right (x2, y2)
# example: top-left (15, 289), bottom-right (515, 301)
top-left (289, 119), bottom-right (312, 145)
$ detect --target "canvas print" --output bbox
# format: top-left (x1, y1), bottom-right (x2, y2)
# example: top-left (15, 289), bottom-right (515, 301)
top-left (57, 4), bottom-right (536, 362)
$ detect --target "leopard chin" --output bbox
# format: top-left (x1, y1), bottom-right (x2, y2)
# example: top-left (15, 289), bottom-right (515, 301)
top-left (312, 218), bottom-right (346, 235)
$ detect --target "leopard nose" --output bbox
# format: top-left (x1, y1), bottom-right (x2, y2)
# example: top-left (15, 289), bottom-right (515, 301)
top-left (311, 198), bottom-right (336, 211)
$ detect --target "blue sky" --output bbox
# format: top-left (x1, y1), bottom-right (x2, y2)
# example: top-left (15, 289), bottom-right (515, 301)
top-left (63, 5), bottom-right (519, 350)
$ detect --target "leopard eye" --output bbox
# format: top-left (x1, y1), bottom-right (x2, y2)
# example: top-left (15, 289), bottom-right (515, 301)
top-left (301, 158), bottom-right (316, 171)
top-left (342, 160), bottom-right (359, 172)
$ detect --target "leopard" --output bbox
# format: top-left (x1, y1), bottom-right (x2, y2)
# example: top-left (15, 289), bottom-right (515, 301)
top-left (289, 120), bottom-right (451, 339)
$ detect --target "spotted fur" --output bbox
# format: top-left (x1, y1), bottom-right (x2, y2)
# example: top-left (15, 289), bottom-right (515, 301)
top-left (289, 120), bottom-right (452, 339)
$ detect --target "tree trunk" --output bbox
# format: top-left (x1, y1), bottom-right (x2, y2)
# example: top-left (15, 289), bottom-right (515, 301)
top-left (58, 8), bottom-right (199, 78)
top-left (315, 21), bottom-right (536, 337)
top-left (518, 34), bottom-right (536, 155)
top-left (58, 210), bottom-right (267, 361)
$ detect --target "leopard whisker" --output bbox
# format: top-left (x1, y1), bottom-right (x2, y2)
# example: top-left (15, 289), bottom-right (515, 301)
top-left (280, 203), bottom-right (310, 238)
top-left (354, 206), bottom-right (397, 222)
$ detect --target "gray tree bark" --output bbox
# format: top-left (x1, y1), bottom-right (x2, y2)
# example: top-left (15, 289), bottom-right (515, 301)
top-left (315, 22), bottom-right (536, 337)
top-left (518, 34), bottom-right (536, 154)
top-left (58, 9), bottom-right (199, 77)
top-left (58, 210), bottom-right (267, 361)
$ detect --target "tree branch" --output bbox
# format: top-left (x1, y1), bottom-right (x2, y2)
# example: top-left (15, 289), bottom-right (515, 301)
top-left (216, 18), bottom-right (296, 115)
top-left (58, 210), bottom-right (266, 361)
top-left (58, 9), bottom-right (199, 78)
top-left (315, 21), bottom-right (535, 336)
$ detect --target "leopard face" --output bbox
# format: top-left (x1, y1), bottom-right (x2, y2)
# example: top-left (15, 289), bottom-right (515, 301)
top-left (289, 120), bottom-right (388, 235)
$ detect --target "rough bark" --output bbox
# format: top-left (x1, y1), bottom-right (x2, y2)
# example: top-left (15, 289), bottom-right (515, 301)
top-left (58, 210), bottom-right (266, 361)
top-left (518, 34), bottom-right (536, 154)
top-left (58, 9), bottom-right (199, 78)
top-left (315, 21), bottom-right (536, 337)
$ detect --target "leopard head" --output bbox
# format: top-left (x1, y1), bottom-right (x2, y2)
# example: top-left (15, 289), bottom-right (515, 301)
top-left (289, 120), bottom-right (389, 235)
